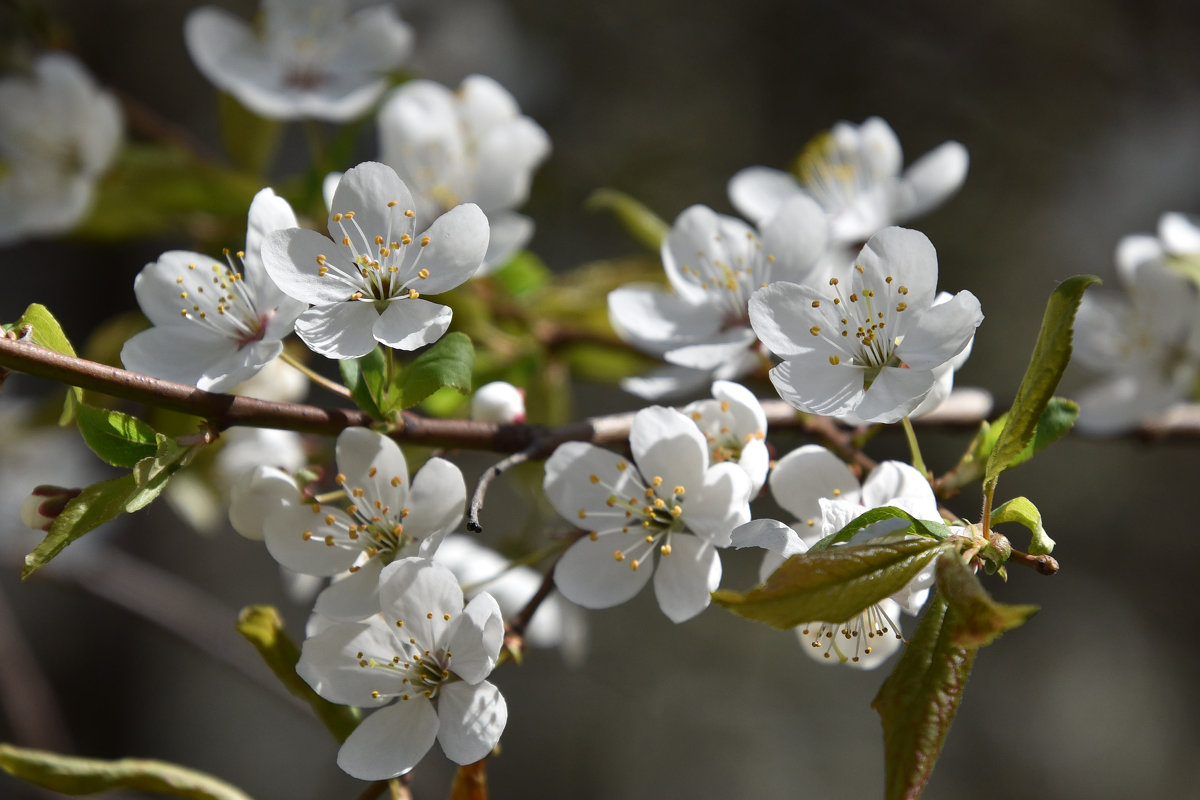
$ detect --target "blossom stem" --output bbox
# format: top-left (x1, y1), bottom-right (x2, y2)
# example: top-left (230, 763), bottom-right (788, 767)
top-left (900, 416), bottom-right (928, 477)
top-left (280, 350), bottom-right (352, 400)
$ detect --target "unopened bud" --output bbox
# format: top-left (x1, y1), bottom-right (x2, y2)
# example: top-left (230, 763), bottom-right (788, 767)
top-left (21, 485), bottom-right (81, 531)
top-left (470, 381), bottom-right (526, 424)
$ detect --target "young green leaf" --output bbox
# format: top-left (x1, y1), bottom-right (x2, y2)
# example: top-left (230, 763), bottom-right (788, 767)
top-left (13, 303), bottom-right (83, 424)
top-left (935, 551), bottom-right (1039, 648)
top-left (236, 605), bottom-right (361, 743)
top-left (872, 593), bottom-right (976, 800)
top-left (712, 538), bottom-right (949, 629)
top-left (399, 332), bottom-right (475, 408)
top-left (0, 743), bottom-right (253, 800)
top-left (586, 188), bottom-right (669, 253)
top-left (490, 249), bottom-right (552, 296)
top-left (338, 346), bottom-right (399, 419)
top-left (985, 277), bottom-right (1099, 486)
top-left (23, 473), bottom-right (138, 578)
top-left (808, 505), bottom-right (952, 552)
top-left (76, 405), bottom-right (160, 468)
top-left (990, 496), bottom-right (1055, 555)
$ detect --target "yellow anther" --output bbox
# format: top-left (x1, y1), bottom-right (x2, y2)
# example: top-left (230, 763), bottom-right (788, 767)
top-left (371, 690), bottom-right (380, 699)
top-left (400, 234), bottom-right (412, 245)
top-left (589, 531), bottom-right (599, 541)
top-left (405, 209), bottom-right (415, 217)
top-left (652, 476), bottom-right (663, 487)
top-left (855, 264), bottom-right (864, 273)
top-left (829, 355), bottom-right (841, 365)
top-left (380, 248), bottom-right (390, 257)
top-left (811, 300), bottom-right (820, 308)
top-left (829, 277), bottom-right (839, 285)
top-left (324, 535), bottom-right (335, 547)
top-left (342, 236), bottom-right (351, 246)
top-left (670, 505), bottom-right (683, 517)
top-left (810, 326), bottom-right (821, 336)
top-left (418, 268), bottom-right (429, 279)
top-left (849, 293), bottom-right (858, 302)
top-left (420, 236), bottom-right (431, 247)
top-left (578, 509), bottom-right (587, 519)
top-left (896, 302), bottom-right (907, 312)
top-left (318, 266), bottom-right (329, 276)
top-left (302, 531), bottom-right (313, 541)
top-left (332, 213), bottom-right (343, 222)
top-left (408, 289), bottom-right (420, 299)
top-left (898, 286), bottom-right (908, 295)
top-left (614, 550), bottom-right (625, 562)
top-left (629, 559), bottom-right (640, 571)
top-left (660, 543), bottom-right (672, 556)
top-left (616, 461), bottom-right (627, 471)
top-left (673, 485), bottom-right (685, 496)
top-left (387, 200), bottom-right (398, 207)
top-left (590, 474), bottom-right (600, 483)
top-left (344, 211), bottom-right (355, 219)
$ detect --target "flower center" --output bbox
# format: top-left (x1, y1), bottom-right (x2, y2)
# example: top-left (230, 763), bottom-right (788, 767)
top-left (574, 462), bottom-right (688, 574)
top-left (298, 471), bottom-right (411, 570)
top-left (355, 611), bottom-right (460, 703)
top-left (312, 206), bottom-right (434, 306)
top-left (800, 601), bottom-right (904, 664)
top-left (175, 250), bottom-right (270, 349)
top-left (675, 229), bottom-right (780, 325)
top-left (807, 267), bottom-right (912, 388)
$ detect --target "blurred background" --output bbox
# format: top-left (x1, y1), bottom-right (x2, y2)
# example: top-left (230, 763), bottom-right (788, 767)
top-left (2, 0), bottom-right (1199, 798)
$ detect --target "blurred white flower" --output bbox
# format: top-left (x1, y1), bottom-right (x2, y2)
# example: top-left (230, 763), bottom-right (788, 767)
top-left (1074, 213), bottom-right (1200, 434)
top-left (729, 116), bottom-right (967, 245)
top-left (378, 74), bottom-right (550, 273)
top-left (470, 381), bottom-right (526, 424)
top-left (0, 52), bottom-right (122, 245)
top-left (184, 0), bottom-right (413, 121)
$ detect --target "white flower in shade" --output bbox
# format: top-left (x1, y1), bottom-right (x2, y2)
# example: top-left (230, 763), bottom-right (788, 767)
top-left (298, 558), bottom-right (506, 780)
top-left (184, 0), bottom-right (412, 121)
top-left (0, 53), bottom-right (121, 245)
top-left (728, 116), bottom-right (967, 245)
top-left (263, 427), bottom-right (466, 620)
top-left (234, 355), bottom-right (309, 403)
top-left (215, 427), bottom-right (307, 494)
top-left (229, 464), bottom-right (303, 541)
top-left (470, 381), bottom-right (526, 424)
top-left (378, 75), bottom-right (551, 273)
top-left (543, 406), bottom-right (751, 623)
top-left (434, 534), bottom-right (587, 664)
top-left (263, 161), bottom-right (488, 359)
top-left (732, 454), bottom-right (939, 668)
top-left (121, 188), bottom-right (307, 391)
top-left (1073, 214), bottom-right (1200, 434)
top-left (749, 226), bottom-right (982, 424)
top-left (608, 198), bottom-right (828, 399)
top-left (681, 381), bottom-right (769, 500)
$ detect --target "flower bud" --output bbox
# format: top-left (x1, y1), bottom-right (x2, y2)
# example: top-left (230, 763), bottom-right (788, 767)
top-left (21, 485), bottom-right (81, 531)
top-left (470, 381), bottom-right (526, 424)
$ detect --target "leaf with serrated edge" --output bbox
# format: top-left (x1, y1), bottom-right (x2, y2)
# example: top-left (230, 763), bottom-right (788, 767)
top-left (399, 331), bottom-right (475, 408)
top-left (986, 277), bottom-right (1099, 485)
top-left (991, 496), bottom-right (1055, 556)
top-left (808, 505), bottom-right (952, 552)
top-left (0, 743), bottom-right (253, 800)
top-left (873, 592), bottom-right (975, 800)
top-left (13, 303), bottom-right (83, 424)
top-left (76, 405), bottom-right (159, 468)
top-left (712, 538), bottom-right (949, 629)
top-left (936, 551), bottom-right (1039, 648)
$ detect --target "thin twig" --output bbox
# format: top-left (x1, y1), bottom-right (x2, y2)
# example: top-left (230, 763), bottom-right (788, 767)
top-left (1008, 548), bottom-right (1060, 575)
top-left (466, 446), bottom-right (538, 532)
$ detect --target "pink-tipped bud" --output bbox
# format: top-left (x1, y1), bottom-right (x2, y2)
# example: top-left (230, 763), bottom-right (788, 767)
top-left (470, 381), bottom-right (526, 424)
top-left (21, 485), bottom-right (81, 531)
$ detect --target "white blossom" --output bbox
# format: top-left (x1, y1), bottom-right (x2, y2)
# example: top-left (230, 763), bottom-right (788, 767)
top-left (298, 558), bottom-right (506, 780)
top-left (608, 198), bottom-right (828, 399)
top-left (749, 226), bottom-right (982, 424)
top-left (470, 381), bottom-right (526, 424)
top-left (1074, 213), bottom-right (1200, 434)
top-left (121, 188), bottom-right (307, 391)
top-left (184, 0), bottom-right (412, 121)
top-left (681, 381), bottom-right (769, 500)
top-left (378, 74), bottom-right (550, 273)
top-left (263, 161), bottom-right (488, 359)
top-left (544, 406), bottom-right (751, 623)
top-left (728, 116), bottom-right (967, 245)
top-left (263, 427), bottom-right (465, 620)
top-left (0, 52), bottom-right (121, 245)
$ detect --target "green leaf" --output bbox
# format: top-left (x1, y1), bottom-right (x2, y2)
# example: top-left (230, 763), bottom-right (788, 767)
top-left (985, 276), bottom-right (1099, 486)
top-left (872, 592), bottom-right (976, 800)
top-left (489, 250), bottom-right (551, 296)
top-left (0, 742), bottom-right (253, 800)
top-left (217, 91), bottom-right (283, 175)
top-left (236, 605), bottom-right (361, 743)
top-left (991, 496), bottom-right (1055, 556)
top-left (586, 188), bottom-right (669, 252)
top-left (808, 505), bottom-right (952, 552)
top-left (13, 303), bottom-right (83, 424)
top-left (399, 332), bottom-right (475, 408)
top-left (935, 552), bottom-right (1039, 647)
top-left (76, 405), bottom-right (160, 468)
top-left (712, 538), bottom-right (949, 629)
top-left (126, 435), bottom-right (191, 512)
top-left (338, 346), bottom-right (398, 419)
top-left (945, 398), bottom-right (1079, 494)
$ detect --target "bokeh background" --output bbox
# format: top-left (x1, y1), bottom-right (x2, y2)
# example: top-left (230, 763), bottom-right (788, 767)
top-left (2, 1), bottom-right (1199, 798)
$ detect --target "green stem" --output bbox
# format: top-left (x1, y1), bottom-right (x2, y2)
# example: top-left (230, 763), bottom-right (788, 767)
top-left (280, 350), bottom-right (352, 400)
top-left (900, 416), bottom-right (928, 477)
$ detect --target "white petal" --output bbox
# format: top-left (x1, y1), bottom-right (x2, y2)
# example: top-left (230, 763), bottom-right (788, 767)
top-left (264, 505), bottom-right (360, 576)
top-left (729, 518), bottom-right (809, 558)
top-left (630, 406), bottom-right (708, 492)
top-left (293, 303), bottom-right (379, 359)
top-left (711, 380), bottom-right (768, 433)
top-left (620, 364), bottom-right (715, 400)
top-left (663, 327), bottom-right (757, 369)
top-left (244, 187), bottom-right (299, 295)
top-left (607, 284), bottom-right (723, 355)
top-left (852, 366), bottom-right (937, 424)
top-left (759, 194), bottom-right (829, 282)
top-left (768, 356), bottom-right (865, 417)
top-left (121, 327), bottom-right (233, 388)
top-left (437, 681), bottom-right (507, 765)
top-left (263, 228), bottom-right (359, 306)
top-left (859, 117), bottom-right (903, 180)
top-left (895, 141), bottom-right (969, 222)
top-left (553, 532), bottom-right (653, 609)
top-left (728, 166), bottom-right (801, 225)
top-left (898, 290), bottom-right (983, 370)
top-left (336, 427), bottom-right (409, 508)
top-left (444, 592), bottom-right (504, 685)
top-left (1160, 212), bottom-right (1200, 256)
top-left (373, 298), bottom-right (453, 351)
top-left (228, 466), bottom-right (298, 541)
top-left (378, 559), bottom-right (465, 649)
top-left (653, 535), bottom-right (721, 623)
top-left (473, 117), bottom-right (551, 212)
top-left (402, 457), bottom-right (466, 544)
top-left (313, 561), bottom-right (384, 622)
top-left (478, 211), bottom-right (534, 274)
top-left (411, 204), bottom-right (490, 291)
top-left (769, 444), bottom-right (861, 524)
top-left (330, 162), bottom-right (415, 245)
top-left (683, 462), bottom-right (752, 546)
top-left (737, 439), bottom-right (770, 498)
top-left (855, 227), bottom-right (938, 312)
top-left (662, 205), bottom-right (739, 304)
top-left (861, 461), bottom-right (937, 514)
top-left (747, 281), bottom-right (826, 359)
top-left (543, 442), bottom-right (643, 526)
top-left (296, 618), bottom-right (400, 707)
top-left (338, 698), bottom-right (439, 780)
